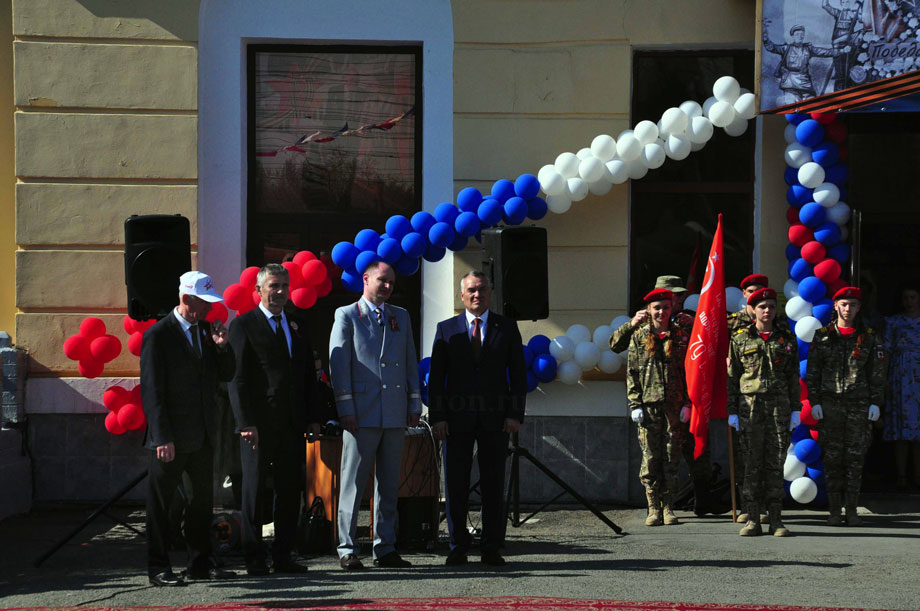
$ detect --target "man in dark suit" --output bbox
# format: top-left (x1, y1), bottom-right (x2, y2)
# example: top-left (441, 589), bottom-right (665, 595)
top-left (428, 270), bottom-right (527, 567)
top-left (141, 270), bottom-right (236, 586)
top-left (229, 263), bottom-right (322, 575)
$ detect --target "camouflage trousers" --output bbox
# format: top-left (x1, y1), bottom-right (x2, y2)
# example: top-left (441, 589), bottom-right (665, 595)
top-left (739, 393), bottom-right (790, 512)
top-left (637, 401), bottom-right (685, 505)
top-left (818, 398), bottom-right (871, 497)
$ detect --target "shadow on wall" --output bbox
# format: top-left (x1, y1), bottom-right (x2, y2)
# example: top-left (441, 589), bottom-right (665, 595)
top-left (69, 1), bottom-right (200, 40)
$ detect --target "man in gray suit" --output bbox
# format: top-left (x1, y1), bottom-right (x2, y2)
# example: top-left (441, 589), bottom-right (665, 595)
top-left (329, 260), bottom-right (422, 570)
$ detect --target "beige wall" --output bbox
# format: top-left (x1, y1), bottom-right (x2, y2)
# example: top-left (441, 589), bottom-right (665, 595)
top-left (1, 1), bottom-right (14, 339)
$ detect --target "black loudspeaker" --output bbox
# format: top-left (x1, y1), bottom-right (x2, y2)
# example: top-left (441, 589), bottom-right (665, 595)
top-left (124, 215), bottom-right (191, 320)
top-left (481, 226), bottom-right (548, 321)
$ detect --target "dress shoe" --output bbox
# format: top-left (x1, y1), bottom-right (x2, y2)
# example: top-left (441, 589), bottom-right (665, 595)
top-left (374, 552), bottom-right (412, 568)
top-left (273, 559), bottom-right (309, 574)
top-left (480, 551), bottom-right (507, 567)
top-left (149, 570), bottom-right (187, 587)
top-left (445, 548), bottom-right (468, 566)
top-left (186, 567), bottom-right (236, 580)
top-left (339, 554), bottom-right (365, 570)
top-left (246, 563), bottom-right (271, 576)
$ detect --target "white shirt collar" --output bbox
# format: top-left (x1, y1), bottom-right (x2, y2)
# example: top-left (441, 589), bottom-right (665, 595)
top-left (173, 307), bottom-right (195, 333)
top-left (258, 302), bottom-right (286, 323)
top-left (362, 297), bottom-right (384, 317)
top-left (465, 309), bottom-right (489, 340)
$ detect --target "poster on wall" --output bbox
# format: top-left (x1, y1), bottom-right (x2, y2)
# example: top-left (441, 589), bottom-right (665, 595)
top-left (761, 0), bottom-right (920, 112)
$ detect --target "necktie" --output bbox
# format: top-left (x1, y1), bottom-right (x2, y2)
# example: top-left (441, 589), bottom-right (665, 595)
top-left (272, 315), bottom-right (289, 354)
top-left (374, 308), bottom-right (383, 326)
top-left (189, 324), bottom-right (201, 357)
top-left (471, 317), bottom-right (482, 358)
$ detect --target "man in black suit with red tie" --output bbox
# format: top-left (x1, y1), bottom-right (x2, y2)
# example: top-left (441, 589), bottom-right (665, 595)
top-left (229, 263), bottom-right (322, 575)
top-left (428, 270), bottom-right (527, 567)
top-left (141, 271), bottom-right (236, 586)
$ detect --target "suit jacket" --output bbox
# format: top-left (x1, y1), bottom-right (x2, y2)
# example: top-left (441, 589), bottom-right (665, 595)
top-left (328, 300), bottom-right (422, 428)
top-left (428, 311), bottom-right (527, 433)
top-left (140, 312), bottom-right (236, 452)
top-left (228, 307), bottom-right (321, 436)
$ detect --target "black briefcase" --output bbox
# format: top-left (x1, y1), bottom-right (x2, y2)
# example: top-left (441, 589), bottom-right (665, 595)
top-left (297, 496), bottom-right (333, 556)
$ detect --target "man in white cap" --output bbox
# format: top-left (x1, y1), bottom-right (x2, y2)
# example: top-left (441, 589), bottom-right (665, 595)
top-left (141, 271), bottom-right (236, 586)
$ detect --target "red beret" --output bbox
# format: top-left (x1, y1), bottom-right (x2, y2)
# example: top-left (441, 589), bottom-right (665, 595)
top-left (740, 274), bottom-right (769, 290)
top-left (643, 288), bottom-right (673, 304)
top-left (747, 287), bottom-right (777, 306)
top-left (833, 286), bottom-right (862, 301)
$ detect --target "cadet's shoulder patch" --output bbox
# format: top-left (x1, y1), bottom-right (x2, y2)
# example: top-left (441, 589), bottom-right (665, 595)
top-left (734, 328), bottom-right (746, 335)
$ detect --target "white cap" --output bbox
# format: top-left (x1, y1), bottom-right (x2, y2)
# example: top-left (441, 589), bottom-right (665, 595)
top-left (178, 271), bottom-right (223, 302)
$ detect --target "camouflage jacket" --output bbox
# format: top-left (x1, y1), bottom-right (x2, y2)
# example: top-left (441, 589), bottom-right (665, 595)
top-left (610, 311), bottom-right (693, 354)
top-left (727, 324), bottom-right (799, 415)
top-left (626, 322), bottom-right (689, 410)
top-left (728, 308), bottom-right (788, 333)
top-left (804, 323), bottom-right (887, 406)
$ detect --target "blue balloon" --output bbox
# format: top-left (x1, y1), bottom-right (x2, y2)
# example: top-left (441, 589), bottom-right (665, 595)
top-left (799, 202), bottom-right (827, 227)
top-left (797, 339), bottom-right (810, 360)
top-left (418, 356), bottom-right (431, 377)
top-left (786, 113), bottom-right (808, 125)
top-left (533, 353), bottom-right (558, 382)
top-left (791, 423), bottom-right (813, 443)
top-left (447, 233), bottom-right (469, 252)
top-left (456, 187), bottom-right (483, 213)
top-left (434, 202), bottom-right (460, 225)
top-left (377, 238), bottom-right (402, 264)
top-left (790, 319), bottom-right (797, 336)
top-left (787, 185), bottom-right (813, 208)
top-left (812, 299), bottom-right (834, 325)
top-left (491, 179), bottom-right (516, 203)
top-left (526, 370), bottom-right (539, 393)
top-left (807, 465), bottom-right (826, 485)
top-left (789, 258), bottom-right (814, 282)
top-left (429, 222), bottom-right (455, 248)
top-left (401, 232), bottom-right (427, 258)
top-left (522, 345), bottom-right (535, 368)
top-left (478, 199), bottom-right (504, 226)
top-left (514, 173), bottom-right (541, 199)
top-left (828, 243), bottom-right (850, 263)
top-left (527, 197), bottom-right (548, 220)
top-left (795, 119), bottom-right (825, 147)
top-left (331, 241), bottom-right (360, 269)
top-left (422, 243), bottom-right (446, 262)
top-left (814, 221), bottom-right (842, 246)
top-left (824, 162), bottom-right (848, 186)
top-left (354, 250), bottom-right (379, 274)
top-left (410, 211), bottom-right (437, 236)
top-left (354, 229), bottom-right (381, 252)
top-left (794, 438), bottom-right (821, 464)
top-left (454, 211), bottom-right (481, 237)
top-left (784, 166), bottom-right (800, 186)
top-left (799, 359), bottom-right (808, 379)
top-left (340, 269), bottom-right (364, 293)
top-left (798, 276), bottom-right (827, 303)
top-left (528, 334), bottom-right (551, 355)
top-left (385, 215), bottom-right (412, 241)
top-left (784, 480), bottom-right (793, 496)
top-left (394, 255), bottom-right (420, 276)
top-left (811, 141), bottom-right (839, 167)
top-left (786, 243), bottom-right (801, 262)
top-left (503, 197), bottom-right (528, 225)
top-left (813, 483), bottom-right (828, 506)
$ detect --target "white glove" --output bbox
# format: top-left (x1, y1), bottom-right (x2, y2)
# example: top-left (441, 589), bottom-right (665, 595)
top-left (790, 410), bottom-right (801, 431)
top-left (679, 405), bottom-right (691, 423)
top-left (630, 408), bottom-right (644, 424)
top-left (811, 404), bottom-right (824, 420)
top-left (728, 414), bottom-right (740, 431)
top-left (868, 405), bottom-right (880, 422)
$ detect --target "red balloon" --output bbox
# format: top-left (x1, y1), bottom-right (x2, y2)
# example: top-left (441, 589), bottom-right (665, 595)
top-left (826, 278), bottom-right (847, 298)
top-left (90, 335), bottom-right (122, 363)
top-left (237, 298), bottom-right (257, 315)
top-left (122, 315), bottom-right (137, 335)
top-left (814, 258), bottom-right (842, 283)
top-left (239, 266), bottom-right (260, 289)
top-left (290, 286), bottom-right (317, 310)
top-left (800, 241), bottom-right (827, 264)
top-left (223, 283), bottom-right (250, 311)
top-left (786, 206), bottom-right (800, 225)
top-left (788, 224), bottom-right (814, 247)
top-left (103, 385), bottom-right (129, 412)
top-left (128, 331), bottom-right (144, 356)
top-left (78, 358), bottom-right (104, 379)
top-left (317, 275), bottom-right (333, 298)
top-left (205, 301), bottom-right (229, 324)
top-left (301, 259), bottom-right (328, 286)
top-left (801, 400), bottom-right (819, 426)
top-left (282, 262), bottom-right (303, 289)
top-left (293, 250), bottom-right (318, 266)
top-left (80, 317), bottom-right (106, 339)
top-left (63, 334), bottom-right (90, 361)
top-left (810, 428), bottom-right (819, 441)
top-left (811, 112), bottom-right (836, 124)
top-left (117, 403), bottom-right (146, 431)
top-left (130, 384), bottom-right (142, 406)
top-left (105, 411), bottom-right (126, 435)
top-left (251, 290), bottom-right (261, 306)
top-left (799, 379), bottom-right (808, 401)
top-left (825, 121), bottom-right (848, 144)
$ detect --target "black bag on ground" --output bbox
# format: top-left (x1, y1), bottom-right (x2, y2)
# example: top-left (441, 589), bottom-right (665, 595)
top-left (297, 496), bottom-right (333, 556)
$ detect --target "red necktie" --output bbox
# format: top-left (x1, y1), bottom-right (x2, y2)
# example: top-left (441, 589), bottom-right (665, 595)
top-left (471, 317), bottom-right (482, 358)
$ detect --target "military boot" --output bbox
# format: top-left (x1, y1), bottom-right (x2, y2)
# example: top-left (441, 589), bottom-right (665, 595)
top-left (827, 493), bottom-right (844, 526)
top-left (768, 503), bottom-right (790, 537)
top-left (739, 504), bottom-right (762, 536)
top-left (845, 494), bottom-right (862, 526)
top-left (662, 506), bottom-right (680, 525)
top-left (645, 491), bottom-right (662, 527)
top-left (735, 511), bottom-right (749, 524)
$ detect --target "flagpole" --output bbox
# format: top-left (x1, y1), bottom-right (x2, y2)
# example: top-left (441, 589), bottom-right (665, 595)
top-left (727, 423), bottom-right (737, 523)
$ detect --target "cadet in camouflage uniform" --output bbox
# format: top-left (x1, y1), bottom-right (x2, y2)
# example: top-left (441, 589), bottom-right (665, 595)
top-left (728, 288), bottom-right (799, 537)
top-left (805, 286), bottom-right (887, 527)
top-left (727, 274), bottom-right (768, 332)
top-left (626, 288), bottom-right (690, 527)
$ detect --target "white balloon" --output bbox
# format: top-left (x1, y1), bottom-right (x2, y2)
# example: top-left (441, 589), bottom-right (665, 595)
top-left (566, 177), bottom-right (588, 201)
top-left (664, 134), bottom-right (691, 160)
top-left (605, 159), bottom-right (630, 184)
top-left (784, 143), bottom-right (812, 168)
top-left (656, 119), bottom-right (669, 139)
top-left (616, 133), bottom-right (642, 161)
top-left (795, 316), bottom-right (823, 342)
top-left (713, 75), bottom-right (741, 104)
top-left (790, 476), bottom-right (818, 504)
top-left (784, 123), bottom-right (798, 144)
top-left (598, 350), bottom-right (623, 374)
top-left (627, 159), bottom-right (648, 180)
top-left (708, 100), bottom-right (736, 128)
top-left (723, 114), bottom-right (749, 137)
top-left (725, 287), bottom-right (743, 311)
top-left (576, 147), bottom-right (594, 161)
top-left (591, 134), bottom-right (618, 162)
top-left (785, 296), bottom-right (813, 321)
top-left (687, 116), bottom-right (714, 144)
top-left (566, 324), bottom-right (592, 345)
top-left (683, 294), bottom-right (700, 311)
top-left (578, 156), bottom-right (605, 183)
top-left (593, 324), bottom-right (613, 346)
top-left (546, 193), bottom-right (572, 214)
top-left (798, 162), bottom-right (826, 189)
top-left (641, 142), bottom-right (666, 169)
top-left (737, 294), bottom-right (748, 312)
top-left (610, 315), bottom-right (631, 329)
top-left (555, 152), bottom-right (580, 178)
top-left (813, 183), bottom-right (840, 208)
top-left (784, 454), bottom-right (807, 481)
top-left (660, 107), bottom-right (689, 135)
top-left (634, 120), bottom-right (659, 145)
top-left (538, 165), bottom-right (566, 196)
top-left (827, 201), bottom-right (851, 225)
top-left (549, 335), bottom-right (576, 362)
top-left (679, 100), bottom-right (703, 119)
top-left (587, 178), bottom-right (613, 196)
top-left (690, 140), bottom-right (706, 152)
top-left (733, 92), bottom-right (757, 120)
top-left (701, 96), bottom-right (718, 117)
top-left (784, 278), bottom-right (800, 299)
top-left (574, 341), bottom-right (601, 370)
top-left (556, 360), bottom-right (583, 385)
